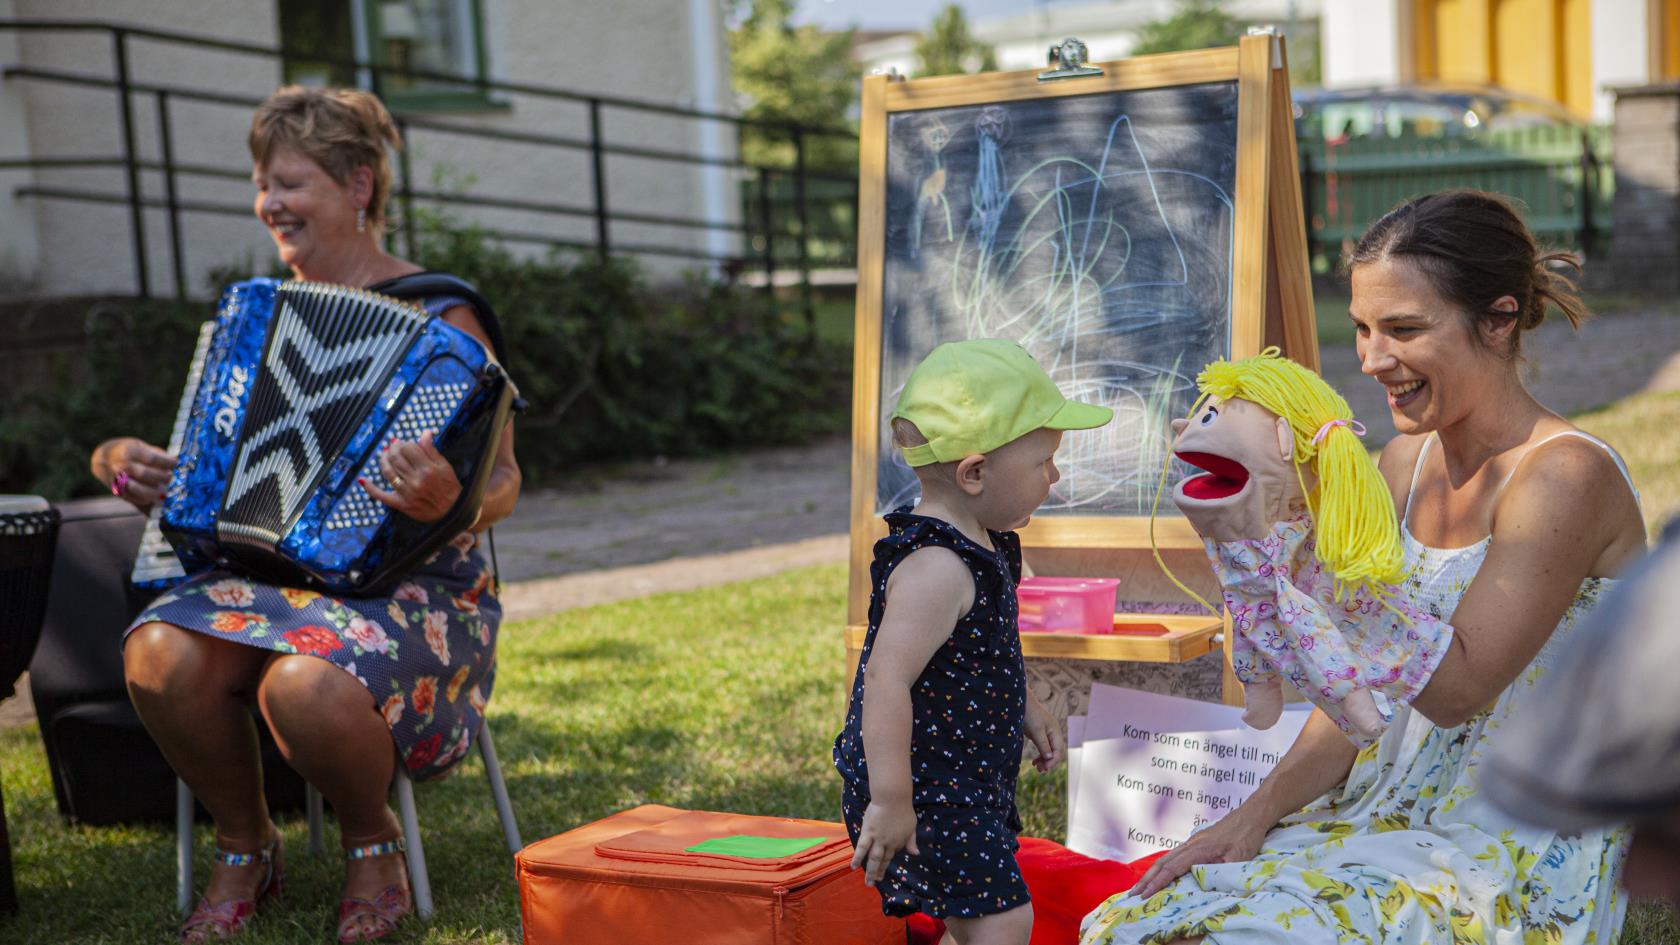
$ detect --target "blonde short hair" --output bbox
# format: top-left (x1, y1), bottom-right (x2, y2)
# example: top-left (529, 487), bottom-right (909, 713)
top-left (248, 85), bottom-right (402, 229)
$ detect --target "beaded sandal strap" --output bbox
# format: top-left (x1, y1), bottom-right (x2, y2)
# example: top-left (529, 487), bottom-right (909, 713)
top-left (345, 838), bottom-right (407, 861)
top-left (213, 846), bottom-right (273, 867)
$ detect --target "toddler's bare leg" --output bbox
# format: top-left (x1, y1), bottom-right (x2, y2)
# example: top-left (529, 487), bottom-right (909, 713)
top-left (1241, 676), bottom-right (1285, 729)
top-left (1342, 687), bottom-right (1386, 741)
top-left (944, 903), bottom-right (1033, 945)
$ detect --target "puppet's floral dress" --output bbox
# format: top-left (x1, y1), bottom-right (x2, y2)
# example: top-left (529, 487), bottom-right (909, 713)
top-left (124, 530), bottom-right (498, 781)
top-left (1080, 524), bottom-right (1629, 945)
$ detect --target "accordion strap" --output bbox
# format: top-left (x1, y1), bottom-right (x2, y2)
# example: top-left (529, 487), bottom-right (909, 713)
top-left (368, 271), bottom-right (508, 365)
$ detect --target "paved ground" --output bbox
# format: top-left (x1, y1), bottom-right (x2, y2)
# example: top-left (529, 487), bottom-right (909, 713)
top-left (1323, 303), bottom-right (1680, 444)
top-left (4, 305), bottom-right (1676, 730)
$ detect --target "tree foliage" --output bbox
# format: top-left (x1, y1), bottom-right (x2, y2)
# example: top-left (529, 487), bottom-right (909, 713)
top-left (913, 4), bottom-right (997, 78)
top-left (728, 0), bottom-right (860, 170)
top-left (1129, 0), bottom-right (1318, 87)
top-left (1130, 0), bottom-right (1243, 56)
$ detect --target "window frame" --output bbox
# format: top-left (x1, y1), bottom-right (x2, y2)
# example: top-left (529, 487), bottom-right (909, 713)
top-left (357, 0), bottom-right (505, 112)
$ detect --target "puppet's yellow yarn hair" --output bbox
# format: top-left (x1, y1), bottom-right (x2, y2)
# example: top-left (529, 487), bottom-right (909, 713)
top-left (1196, 347), bottom-right (1405, 595)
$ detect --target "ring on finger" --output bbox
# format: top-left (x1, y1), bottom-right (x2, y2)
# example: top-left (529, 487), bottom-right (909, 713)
top-left (390, 475), bottom-right (405, 489)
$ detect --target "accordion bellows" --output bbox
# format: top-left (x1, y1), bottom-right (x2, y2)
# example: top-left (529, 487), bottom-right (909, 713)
top-left (160, 278), bottom-right (515, 595)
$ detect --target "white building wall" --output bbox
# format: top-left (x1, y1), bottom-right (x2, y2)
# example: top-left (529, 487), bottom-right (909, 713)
top-left (1591, 0), bottom-right (1652, 120)
top-left (0, 0), bottom-right (42, 295)
top-left (1321, 0), bottom-right (1402, 89)
top-left (7, 0), bottom-right (280, 300)
top-left (439, 0), bottom-right (738, 274)
top-left (0, 0), bottom-right (739, 301)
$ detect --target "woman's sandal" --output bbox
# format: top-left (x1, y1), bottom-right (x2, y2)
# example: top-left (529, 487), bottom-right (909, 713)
top-left (336, 838), bottom-right (412, 943)
top-left (180, 833), bottom-right (284, 944)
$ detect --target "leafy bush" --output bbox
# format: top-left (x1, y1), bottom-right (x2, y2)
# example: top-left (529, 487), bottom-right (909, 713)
top-left (407, 218), bottom-right (851, 484)
top-left (0, 222), bottom-right (850, 499)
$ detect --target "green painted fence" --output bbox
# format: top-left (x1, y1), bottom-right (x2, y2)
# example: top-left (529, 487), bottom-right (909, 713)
top-left (1300, 124), bottom-right (1613, 270)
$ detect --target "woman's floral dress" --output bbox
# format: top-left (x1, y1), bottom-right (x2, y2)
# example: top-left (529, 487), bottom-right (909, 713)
top-left (122, 290), bottom-right (501, 782)
top-left (1081, 433), bottom-right (1636, 945)
top-left (126, 530), bottom-right (498, 782)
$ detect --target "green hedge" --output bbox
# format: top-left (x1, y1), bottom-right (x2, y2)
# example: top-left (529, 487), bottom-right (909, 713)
top-left (0, 223), bottom-right (851, 499)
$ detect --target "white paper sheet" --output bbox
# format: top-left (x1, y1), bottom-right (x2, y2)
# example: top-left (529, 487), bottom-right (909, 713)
top-left (1067, 684), bottom-right (1312, 861)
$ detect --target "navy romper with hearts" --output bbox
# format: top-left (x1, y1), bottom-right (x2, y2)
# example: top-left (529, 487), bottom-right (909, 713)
top-left (833, 506), bottom-right (1030, 919)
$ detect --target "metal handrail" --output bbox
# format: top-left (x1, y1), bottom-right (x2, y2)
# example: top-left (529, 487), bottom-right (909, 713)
top-left (0, 17), bottom-right (860, 325)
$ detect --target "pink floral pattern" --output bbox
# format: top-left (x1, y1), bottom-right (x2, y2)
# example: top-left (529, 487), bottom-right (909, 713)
top-left (125, 532), bottom-right (499, 780)
top-left (1207, 514), bottom-right (1454, 744)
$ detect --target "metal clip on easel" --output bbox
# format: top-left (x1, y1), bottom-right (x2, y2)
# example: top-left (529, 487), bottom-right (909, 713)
top-left (1038, 37), bottom-right (1103, 82)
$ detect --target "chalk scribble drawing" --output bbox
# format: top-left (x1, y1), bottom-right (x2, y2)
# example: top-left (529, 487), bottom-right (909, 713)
top-left (878, 84), bottom-right (1239, 516)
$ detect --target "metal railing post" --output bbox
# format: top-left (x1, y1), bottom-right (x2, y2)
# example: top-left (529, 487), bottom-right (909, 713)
top-left (756, 167), bottom-right (775, 299)
top-left (792, 127), bottom-right (813, 335)
top-left (1579, 131), bottom-right (1599, 260)
top-left (112, 27), bottom-right (150, 299)
top-left (588, 99), bottom-right (609, 259)
top-left (396, 117), bottom-right (416, 258)
top-left (156, 90), bottom-right (187, 299)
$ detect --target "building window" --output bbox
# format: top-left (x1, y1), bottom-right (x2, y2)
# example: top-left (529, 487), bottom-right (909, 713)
top-left (278, 0), bottom-right (497, 111)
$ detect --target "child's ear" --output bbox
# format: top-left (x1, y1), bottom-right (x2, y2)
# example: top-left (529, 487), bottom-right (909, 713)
top-left (1275, 418), bottom-right (1293, 462)
top-left (955, 454), bottom-right (986, 496)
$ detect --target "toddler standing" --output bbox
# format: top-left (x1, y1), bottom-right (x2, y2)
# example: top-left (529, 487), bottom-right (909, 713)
top-left (833, 339), bottom-right (1112, 945)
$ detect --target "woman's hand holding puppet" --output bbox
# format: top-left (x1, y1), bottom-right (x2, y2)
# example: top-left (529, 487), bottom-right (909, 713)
top-left (1166, 349), bottom-right (1454, 745)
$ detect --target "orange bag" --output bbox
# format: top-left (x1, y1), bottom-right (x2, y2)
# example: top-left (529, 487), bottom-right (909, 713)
top-left (516, 804), bottom-right (908, 945)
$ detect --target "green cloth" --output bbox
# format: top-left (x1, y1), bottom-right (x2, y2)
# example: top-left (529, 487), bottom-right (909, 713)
top-left (684, 835), bottom-right (829, 858)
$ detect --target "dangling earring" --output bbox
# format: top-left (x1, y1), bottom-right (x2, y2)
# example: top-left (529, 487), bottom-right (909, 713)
top-left (356, 207), bottom-right (367, 233)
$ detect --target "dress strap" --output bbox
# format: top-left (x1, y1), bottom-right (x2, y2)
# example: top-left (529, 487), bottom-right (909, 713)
top-left (1400, 433), bottom-right (1436, 529)
top-left (1491, 430), bottom-right (1641, 509)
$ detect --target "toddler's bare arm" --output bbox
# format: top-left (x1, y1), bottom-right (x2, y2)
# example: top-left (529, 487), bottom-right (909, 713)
top-left (853, 546), bottom-right (973, 884)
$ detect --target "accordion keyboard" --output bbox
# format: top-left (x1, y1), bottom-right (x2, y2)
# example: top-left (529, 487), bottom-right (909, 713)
top-left (325, 379), bottom-right (473, 532)
top-left (131, 321), bottom-right (217, 588)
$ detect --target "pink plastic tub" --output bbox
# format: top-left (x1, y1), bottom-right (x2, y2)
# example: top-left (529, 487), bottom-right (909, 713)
top-left (1016, 577), bottom-right (1121, 633)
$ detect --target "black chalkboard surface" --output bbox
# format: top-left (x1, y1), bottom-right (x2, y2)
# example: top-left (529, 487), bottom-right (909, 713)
top-left (875, 81), bottom-right (1239, 517)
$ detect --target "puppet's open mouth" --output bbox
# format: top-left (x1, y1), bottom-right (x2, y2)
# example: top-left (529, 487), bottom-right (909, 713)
top-left (1176, 451), bottom-right (1251, 501)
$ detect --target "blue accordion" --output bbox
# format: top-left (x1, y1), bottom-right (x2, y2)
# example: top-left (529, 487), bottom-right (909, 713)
top-left (146, 278), bottom-right (515, 595)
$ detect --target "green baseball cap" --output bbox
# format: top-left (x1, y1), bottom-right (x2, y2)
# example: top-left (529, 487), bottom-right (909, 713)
top-left (893, 339), bottom-right (1113, 467)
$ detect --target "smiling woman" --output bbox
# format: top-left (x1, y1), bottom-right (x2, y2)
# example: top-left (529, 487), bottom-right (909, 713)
top-left (1081, 190), bottom-right (1648, 945)
top-left (85, 85), bottom-right (522, 945)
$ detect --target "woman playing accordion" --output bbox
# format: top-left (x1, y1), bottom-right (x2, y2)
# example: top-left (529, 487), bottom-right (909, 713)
top-left (89, 85), bottom-right (521, 945)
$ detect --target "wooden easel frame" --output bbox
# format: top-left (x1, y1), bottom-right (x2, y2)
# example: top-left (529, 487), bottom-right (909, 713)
top-left (846, 36), bottom-right (1317, 703)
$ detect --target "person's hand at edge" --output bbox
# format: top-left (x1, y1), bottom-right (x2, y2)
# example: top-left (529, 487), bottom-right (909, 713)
top-left (91, 436), bottom-right (175, 509)
top-left (851, 799), bottom-right (920, 887)
top-left (1128, 804), bottom-right (1270, 900)
top-left (1025, 693), bottom-right (1063, 772)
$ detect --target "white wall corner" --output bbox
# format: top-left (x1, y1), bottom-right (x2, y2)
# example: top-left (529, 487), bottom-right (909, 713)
top-left (688, 0), bottom-right (737, 269)
top-left (1321, 0), bottom-right (1403, 89)
top-left (1591, 0), bottom-right (1650, 123)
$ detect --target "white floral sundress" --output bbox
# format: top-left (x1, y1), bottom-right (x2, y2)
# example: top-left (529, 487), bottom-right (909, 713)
top-left (1081, 431), bottom-right (1636, 945)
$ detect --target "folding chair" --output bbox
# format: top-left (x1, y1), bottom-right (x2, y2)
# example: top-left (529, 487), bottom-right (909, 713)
top-left (177, 720), bottom-right (522, 918)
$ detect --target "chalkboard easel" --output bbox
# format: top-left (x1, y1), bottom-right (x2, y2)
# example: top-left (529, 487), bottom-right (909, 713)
top-left (845, 34), bottom-right (1318, 706)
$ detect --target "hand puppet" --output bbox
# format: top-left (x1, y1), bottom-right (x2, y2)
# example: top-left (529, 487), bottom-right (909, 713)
top-left (1164, 348), bottom-right (1451, 744)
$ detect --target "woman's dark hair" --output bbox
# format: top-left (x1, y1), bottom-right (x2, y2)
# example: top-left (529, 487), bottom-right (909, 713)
top-left (1343, 189), bottom-right (1590, 357)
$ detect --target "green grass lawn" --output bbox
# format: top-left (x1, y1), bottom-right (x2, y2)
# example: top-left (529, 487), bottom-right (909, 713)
top-left (4, 388), bottom-right (1680, 943)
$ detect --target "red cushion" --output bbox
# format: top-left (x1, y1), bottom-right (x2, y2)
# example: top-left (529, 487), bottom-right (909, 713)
top-left (906, 839), bottom-right (1166, 945)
